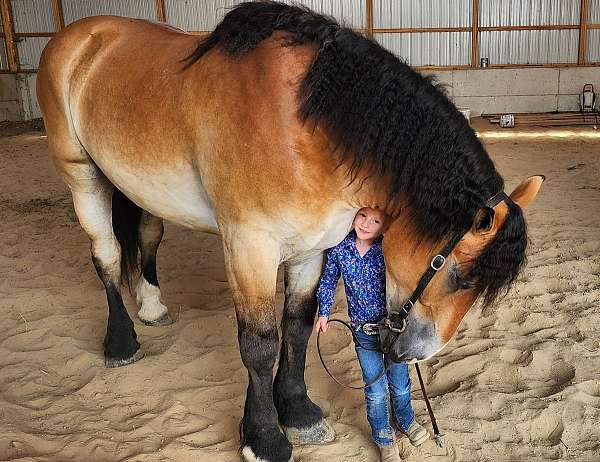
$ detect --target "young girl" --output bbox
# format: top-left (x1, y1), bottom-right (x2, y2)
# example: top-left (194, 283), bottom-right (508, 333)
top-left (315, 207), bottom-right (429, 462)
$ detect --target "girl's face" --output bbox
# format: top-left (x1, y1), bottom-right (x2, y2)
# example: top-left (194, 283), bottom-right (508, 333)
top-left (353, 207), bottom-right (386, 241)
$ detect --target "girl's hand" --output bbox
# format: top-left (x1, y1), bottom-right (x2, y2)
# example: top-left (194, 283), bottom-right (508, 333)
top-left (315, 316), bottom-right (329, 333)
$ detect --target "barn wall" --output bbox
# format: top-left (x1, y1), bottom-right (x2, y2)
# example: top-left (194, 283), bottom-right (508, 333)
top-left (0, 74), bottom-right (22, 121)
top-left (7, 0), bottom-right (600, 121)
top-left (427, 68), bottom-right (600, 115)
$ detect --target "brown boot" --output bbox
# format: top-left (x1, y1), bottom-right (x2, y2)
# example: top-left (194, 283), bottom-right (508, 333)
top-left (401, 421), bottom-right (429, 447)
top-left (378, 443), bottom-right (401, 462)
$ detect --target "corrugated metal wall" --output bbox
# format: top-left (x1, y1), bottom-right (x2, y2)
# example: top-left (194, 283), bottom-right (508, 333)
top-left (12, 0), bottom-right (55, 32)
top-left (479, 0), bottom-right (581, 65)
top-left (586, 31), bottom-right (600, 63)
top-left (480, 29), bottom-right (579, 65)
top-left (376, 32), bottom-right (471, 66)
top-left (374, 0), bottom-right (471, 28)
top-left (165, 0), bottom-right (241, 31)
top-left (282, 0), bottom-right (365, 29)
top-left (62, 0), bottom-right (156, 24)
top-left (590, 0), bottom-right (600, 23)
top-left (480, 0), bottom-right (580, 26)
top-left (11, 0), bottom-right (54, 69)
top-left (165, 0), bottom-right (364, 32)
top-left (6, 0), bottom-right (600, 70)
top-left (373, 0), bottom-right (471, 66)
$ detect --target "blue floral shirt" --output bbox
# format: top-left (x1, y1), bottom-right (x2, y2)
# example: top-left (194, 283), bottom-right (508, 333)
top-left (317, 231), bottom-right (387, 324)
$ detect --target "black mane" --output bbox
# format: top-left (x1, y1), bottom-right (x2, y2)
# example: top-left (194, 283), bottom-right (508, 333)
top-left (186, 1), bottom-right (527, 306)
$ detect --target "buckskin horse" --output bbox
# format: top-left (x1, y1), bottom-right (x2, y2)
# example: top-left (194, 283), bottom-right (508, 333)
top-left (36, 2), bottom-right (543, 461)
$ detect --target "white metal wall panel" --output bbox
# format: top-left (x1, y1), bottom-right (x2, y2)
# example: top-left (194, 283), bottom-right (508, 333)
top-left (63, 0), bottom-right (156, 25)
top-left (165, 0), bottom-right (241, 31)
top-left (16, 37), bottom-right (51, 70)
top-left (374, 0), bottom-right (471, 28)
top-left (0, 39), bottom-right (8, 69)
top-left (12, 0), bottom-right (55, 33)
top-left (375, 32), bottom-right (471, 66)
top-left (281, 0), bottom-right (365, 29)
top-left (586, 30), bottom-right (600, 62)
top-left (165, 0), bottom-right (364, 32)
top-left (589, 0), bottom-right (600, 23)
top-left (479, 29), bottom-right (578, 64)
top-left (480, 0), bottom-right (580, 26)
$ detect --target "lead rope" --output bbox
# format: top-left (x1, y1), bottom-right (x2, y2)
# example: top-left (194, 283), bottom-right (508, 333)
top-left (316, 319), bottom-right (390, 390)
top-left (414, 362), bottom-right (444, 448)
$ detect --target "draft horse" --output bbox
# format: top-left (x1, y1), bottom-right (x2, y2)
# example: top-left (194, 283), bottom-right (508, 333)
top-left (37, 2), bottom-right (543, 461)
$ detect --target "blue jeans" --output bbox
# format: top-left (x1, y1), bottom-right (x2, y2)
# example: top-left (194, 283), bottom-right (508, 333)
top-left (353, 329), bottom-right (415, 446)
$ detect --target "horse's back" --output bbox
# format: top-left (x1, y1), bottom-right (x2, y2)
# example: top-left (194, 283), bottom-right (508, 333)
top-left (37, 15), bottom-right (348, 246)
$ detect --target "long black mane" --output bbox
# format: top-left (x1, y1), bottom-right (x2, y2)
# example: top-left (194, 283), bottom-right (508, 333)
top-left (187, 1), bottom-right (527, 305)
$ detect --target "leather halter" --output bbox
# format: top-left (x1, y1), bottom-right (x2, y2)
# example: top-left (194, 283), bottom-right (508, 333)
top-left (365, 191), bottom-right (513, 350)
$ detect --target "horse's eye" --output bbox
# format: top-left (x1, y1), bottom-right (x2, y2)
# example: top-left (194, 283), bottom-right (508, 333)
top-left (473, 207), bottom-right (495, 234)
top-left (449, 266), bottom-right (474, 291)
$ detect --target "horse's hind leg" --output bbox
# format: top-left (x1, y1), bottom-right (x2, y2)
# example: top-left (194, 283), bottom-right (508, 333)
top-left (135, 211), bottom-right (172, 326)
top-left (70, 179), bottom-right (144, 367)
top-left (274, 255), bottom-right (336, 445)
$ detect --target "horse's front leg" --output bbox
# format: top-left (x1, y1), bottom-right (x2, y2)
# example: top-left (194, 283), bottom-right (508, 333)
top-left (274, 256), bottom-right (336, 445)
top-left (223, 233), bottom-right (292, 462)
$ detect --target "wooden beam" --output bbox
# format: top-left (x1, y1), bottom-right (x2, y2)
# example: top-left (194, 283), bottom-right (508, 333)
top-left (479, 24), bottom-right (579, 31)
top-left (15, 32), bottom-right (56, 37)
top-left (365, 0), bottom-right (373, 38)
top-left (579, 0), bottom-right (590, 64)
top-left (156, 0), bottom-right (166, 22)
top-left (51, 0), bottom-right (64, 31)
top-left (374, 27), bottom-right (470, 34)
top-left (0, 0), bottom-right (18, 72)
top-left (471, 0), bottom-right (479, 67)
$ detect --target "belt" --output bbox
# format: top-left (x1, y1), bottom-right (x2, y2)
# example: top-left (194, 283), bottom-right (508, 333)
top-left (355, 322), bottom-right (381, 336)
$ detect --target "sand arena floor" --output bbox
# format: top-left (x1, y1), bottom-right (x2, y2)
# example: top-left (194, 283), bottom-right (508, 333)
top-left (0, 120), bottom-right (599, 462)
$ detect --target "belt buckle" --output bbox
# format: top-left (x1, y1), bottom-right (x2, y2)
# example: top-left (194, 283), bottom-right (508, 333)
top-left (361, 323), bottom-right (379, 335)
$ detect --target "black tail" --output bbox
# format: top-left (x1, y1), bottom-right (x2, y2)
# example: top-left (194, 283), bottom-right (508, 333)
top-left (112, 188), bottom-right (142, 290)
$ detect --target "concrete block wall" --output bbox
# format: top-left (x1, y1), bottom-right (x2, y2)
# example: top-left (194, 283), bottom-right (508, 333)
top-left (18, 74), bottom-right (40, 120)
top-left (0, 74), bottom-right (23, 121)
top-left (426, 67), bottom-right (600, 115)
top-left (5, 67), bottom-right (600, 122)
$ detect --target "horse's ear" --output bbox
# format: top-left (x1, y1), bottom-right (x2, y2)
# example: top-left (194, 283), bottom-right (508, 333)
top-left (509, 175), bottom-right (545, 209)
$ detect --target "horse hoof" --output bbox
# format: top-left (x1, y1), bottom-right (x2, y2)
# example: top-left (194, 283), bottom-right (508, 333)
top-left (138, 312), bottom-right (173, 326)
top-left (105, 348), bottom-right (145, 368)
top-left (241, 446), bottom-right (294, 462)
top-left (283, 419), bottom-right (336, 445)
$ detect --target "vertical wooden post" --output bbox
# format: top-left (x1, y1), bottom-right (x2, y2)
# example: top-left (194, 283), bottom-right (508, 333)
top-left (365, 0), bottom-right (373, 38)
top-left (51, 0), bottom-right (65, 31)
top-left (0, 0), bottom-right (18, 72)
top-left (578, 0), bottom-right (589, 64)
top-left (471, 0), bottom-right (479, 67)
top-left (156, 0), bottom-right (166, 22)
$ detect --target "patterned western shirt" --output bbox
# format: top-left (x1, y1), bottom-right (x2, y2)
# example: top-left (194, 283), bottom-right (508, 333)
top-left (317, 231), bottom-right (387, 325)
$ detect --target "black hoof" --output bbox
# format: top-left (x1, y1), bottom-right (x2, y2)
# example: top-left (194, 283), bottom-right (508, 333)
top-left (105, 348), bottom-right (145, 368)
top-left (138, 312), bottom-right (173, 326)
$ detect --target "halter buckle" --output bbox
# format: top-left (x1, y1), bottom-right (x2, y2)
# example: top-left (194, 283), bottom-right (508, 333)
top-left (385, 316), bottom-right (407, 334)
top-left (431, 254), bottom-right (446, 271)
top-left (401, 300), bottom-right (413, 316)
